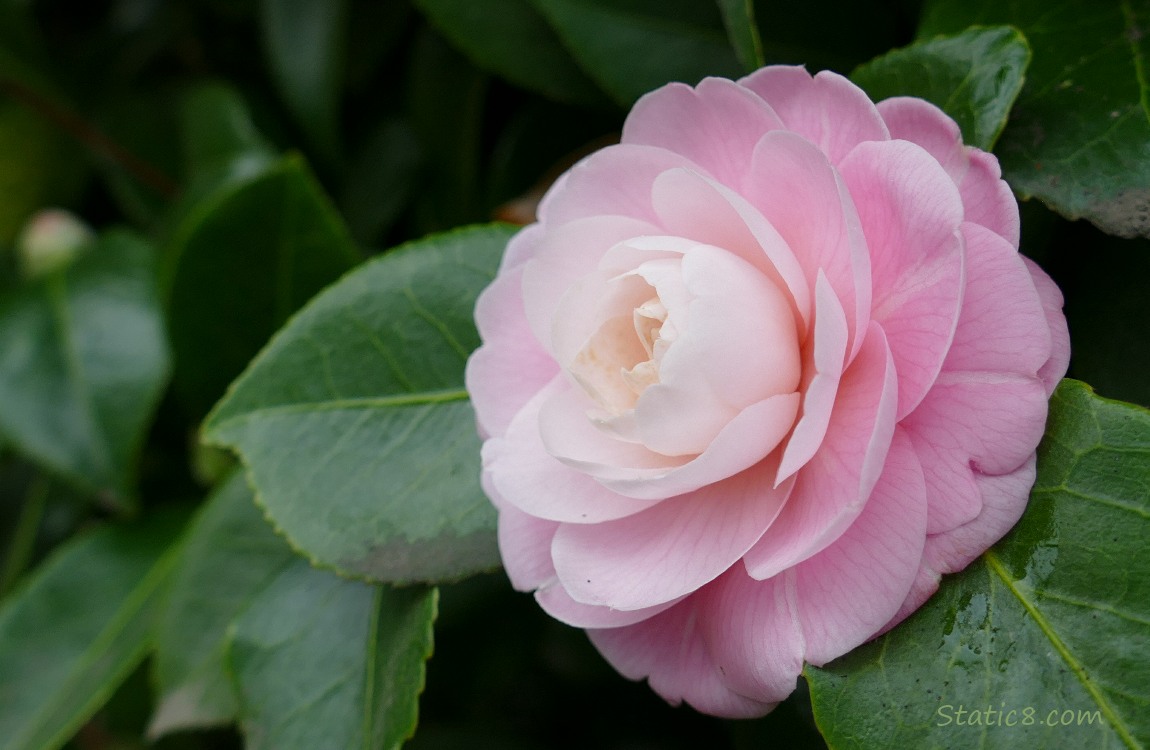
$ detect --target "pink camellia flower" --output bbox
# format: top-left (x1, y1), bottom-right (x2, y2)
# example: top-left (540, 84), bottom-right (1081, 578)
top-left (465, 65), bottom-right (1070, 717)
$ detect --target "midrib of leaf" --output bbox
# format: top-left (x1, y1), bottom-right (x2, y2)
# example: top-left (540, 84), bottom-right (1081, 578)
top-left (1120, 0), bottom-right (1150, 127)
top-left (360, 586), bottom-right (382, 749)
top-left (983, 550), bottom-right (1142, 750)
top-left (207, 389), bottom-right (470, 436)
top-left (48, 274), bottom-right (113, 484)
top-left (11, 542), bottom-right (180, 750)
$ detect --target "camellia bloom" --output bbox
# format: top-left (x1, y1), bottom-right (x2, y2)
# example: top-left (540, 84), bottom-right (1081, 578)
top-left (465, 66), bottom-right (1070, 717)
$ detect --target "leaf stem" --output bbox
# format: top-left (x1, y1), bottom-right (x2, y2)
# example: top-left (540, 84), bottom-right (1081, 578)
top-left (0, 76), bottom-right (179, 198)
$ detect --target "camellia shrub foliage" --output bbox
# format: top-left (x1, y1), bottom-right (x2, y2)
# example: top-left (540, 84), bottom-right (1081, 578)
top-left (0, 1), bottom-right (1147, 749)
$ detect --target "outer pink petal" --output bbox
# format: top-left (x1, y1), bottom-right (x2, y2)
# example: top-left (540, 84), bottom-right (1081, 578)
top-left (877, 96), bottom-right (1019, 247)
top-left (943, 222), bottom-right (1050, 376)
top-left (884, 456), bottom-right (1036, 630)
top-left (521, 215), bottom-right (659, 355)
top-left (695, 567), bottom-right (805, 705)
top-left (907, 430), bottom-right (983, 535)
top-left (794, 427), bottom-right (927, 664)
top-left (1023, 256), bottom-right (1071, 395)
top-left (650, 168), bottom-right (811, 334)
top-left (535, 580), bottom-right (682, 628)
top-left (743, 322), bottom-right (898, 580)
top-left (744, 130), bottom-right (871, 359)
top-left (839, 139), bottom-right (965, 420)
top-left (485, 377), bottom-right (663, 524)
top-left (588, 599), bottom-right (775, 718)
top-left (537, 143), bottom-right (698, 226)
top-left (901, 371), bottom-right (1048, 476)
top-left (622, 77), bottom-right (785, 188)
top-left (494, 497), bottom-right (559, 591)
top-left (776, 272), bottom-right (848, 484)
top-left (467, 265), bottom-right (560, 438)
top-left (739, 66), bottom-right (889, 165)
top-left (552, 457), bottom-right (794, 610)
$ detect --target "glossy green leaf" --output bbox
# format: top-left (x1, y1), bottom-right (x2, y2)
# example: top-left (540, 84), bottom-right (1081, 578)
top-left (414, 0), bottom-right (605, 106)
top-left (0, 511), bottom-right (185, 750)
top-left (921, 0), bottom-right (1150, 238)
top-left (204, 224), bottom-right (510, 584)
top-left (259, 0), bottom-right (346, 164)
top-left (227, 559), bottom-right (437, 750)
top-left (150, 470), bottom-right (296, 737)
top-left (717, 0), bottom-right (764, 71)
top-left (0, 231), bottom-right (168, 508)
top-left (530, 0), bottom-right (743, 107)
top-left (852, 25), bottom-right (1030, 151)
top-left (807, 380), bottom-right (1150, 749)
top-left (164, 155), bottom-right (360, 419)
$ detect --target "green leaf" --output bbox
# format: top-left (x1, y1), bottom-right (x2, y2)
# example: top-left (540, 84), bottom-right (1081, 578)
top-left (340, 118), bottom-right (421, 246)
top-left (227, 559), bottom-right (437, 750)
top-left (413, 0), bottom-right (606, 106)
top-left (203, 224), bottom-right (511, 584)
top-left (150, 470), bottom-right (296, 737)
top-left (716, 0), bottom-right (764, 72)
top-left (920, 0), bottom-right (1150, 238)
top-left (180, 82), bottom-right (275, 180)
top-left (851, 25), bottom-right (1031, 151)
top-left (530, 0), bottom-right (743, 107)
top-left (164, 155), bottom-right (360, 419)
top-left (0, 511), bottom-right (186, 750)
top-left (807, 380), bottom-right (1150, 749)
top-left (0, 230), bottom-right (169, 509)
top-left (259, 0), bottom-right (347, 164)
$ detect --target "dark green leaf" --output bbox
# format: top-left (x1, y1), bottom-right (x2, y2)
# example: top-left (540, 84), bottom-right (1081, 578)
top-left (852, 25), bottom-right (1031, 151)
top-left (150, 470), bottom-right (296, 737)
top-left (717, 0), bottom-right (764, 71)
top-left (259, 0), bottom-right (347, 164)
top-left (180, 82), bottom-right (275, 180)
top-left (227, 559), bottom-right (437, 750)
top-left (807, 380), bottom-right (1150, 749)
top-left (0, 231), bottom-right (169, 509)
top-left (340, 118), bottom-right (421, 246)
top-left (164, 155), bottom-right (360, 419)
top-left (0, 511), bottom-right (186, 750)
top-left (921, 0), bottom-right (1150, 238)
top-left (414, 0), bottom-right (606, 106)
top-left (530, 0), bottom-right (742, 107)
top-left (203, 224), bottom-right (512, 584)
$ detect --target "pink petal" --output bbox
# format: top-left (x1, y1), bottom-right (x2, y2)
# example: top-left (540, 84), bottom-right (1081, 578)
top-left (501, 222), bottom-right (544, 271)
top-left (839, 139), bottom-right (965, 420)
top-left (793, 427), bottom-right (927, 664)
top-left (1023, 256), bottom-right (1071, 395)
top-left (908, 431), bottom-right (983, 535)
top-left (776, 272), bottom-right (848, 484)
top-left (552, 456), bottom-right (794, 610)
top-left (521, 215), bottom-right (659, 354)
top-left (739, 66), bottom-right (890, 165)
top-left (536, 143), bottom-right (698, 226)
top-left (650, 168), bottom-right (811, 334)
top-left (622, 77), bottom-right (785, 188)
top-left (743, 322), bottom-right (898, 579)
top-left (467, 265), bottom-right (560, 438)
top-left (884, 456), bottom-right (1036, 631)
top-left (876, 97), bottom-right (968, 182)
top-left (494, 496), bottom-right (559, 591)
top-left (960, 149), bottom-right (1020, 249)
top-left (485, 377), bottom-right (663, 523)
top-left (695, 566), bottom-right (805, 704)
top-left (588, 599), bottom-right (775, 718)
top-left (744, 130), bottom-right (872, 359)
top-left (535, 580), bottom-right (682, 628)
top-left (901, 371), bottom-right (1048, 476)
top-left (943, 222), bottom-right (1050, 376)
top-left (877, 97), bottom-right (1019, 247)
